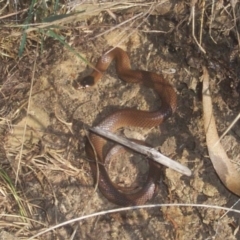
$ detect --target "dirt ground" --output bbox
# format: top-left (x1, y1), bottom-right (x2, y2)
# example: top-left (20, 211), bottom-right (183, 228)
top-left (1, 1), bottom-right (240, 239)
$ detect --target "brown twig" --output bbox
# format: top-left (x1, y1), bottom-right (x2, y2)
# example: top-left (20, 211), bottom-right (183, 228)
top-left (90, 127), bottom-right (191, 176)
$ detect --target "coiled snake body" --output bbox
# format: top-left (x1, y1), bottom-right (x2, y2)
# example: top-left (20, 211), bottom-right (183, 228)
top-left (75, 48), bottom-right (177, 205)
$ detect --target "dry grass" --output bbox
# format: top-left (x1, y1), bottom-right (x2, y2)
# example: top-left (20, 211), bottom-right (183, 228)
top-left (0, 0), bottom-right (240, 239)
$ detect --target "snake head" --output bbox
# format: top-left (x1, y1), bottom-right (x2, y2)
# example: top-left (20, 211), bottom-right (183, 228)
top-left (72, 76), bottom-right (95, 89)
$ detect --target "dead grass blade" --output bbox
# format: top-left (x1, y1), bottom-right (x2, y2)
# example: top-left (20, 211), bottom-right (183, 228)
top-left (202, 66), bottom-right (240, 196)
top-left (29, 203), bottom-right (240, 239)
top-left (14, 43), bottom-right (37, 186)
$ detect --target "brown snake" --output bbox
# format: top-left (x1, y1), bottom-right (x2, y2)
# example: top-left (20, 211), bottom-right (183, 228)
top-left (74, 48), bottom-right (177, 205)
